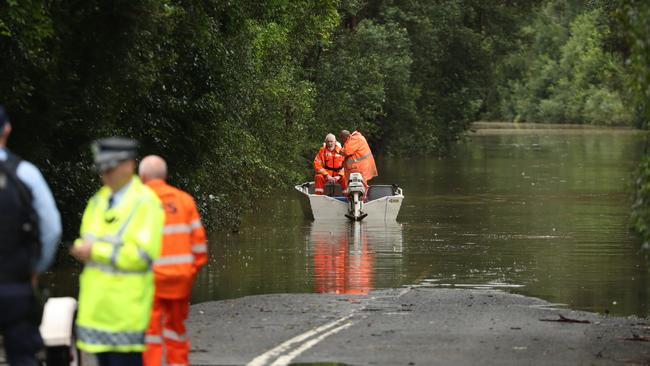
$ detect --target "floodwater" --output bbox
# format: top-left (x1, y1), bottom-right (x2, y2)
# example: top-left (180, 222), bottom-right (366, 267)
top-left (44, 124), bottom-right (650, 317)
top-left (192, 124), bottom-right (650, 317)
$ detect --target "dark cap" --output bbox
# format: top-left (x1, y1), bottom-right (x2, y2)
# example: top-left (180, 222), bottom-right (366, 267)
top-left (91, 137), bottom-right (139, 172)
top-left (0, 105), bottom-right (9, 128)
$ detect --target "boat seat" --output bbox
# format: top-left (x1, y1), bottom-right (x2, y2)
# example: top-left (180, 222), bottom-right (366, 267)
top-left (306, 182), bottom-right (344, 197)
top-left (323, 183), bottom-right (343, 197)
top-left (366, 185), bottom-right (397, 202)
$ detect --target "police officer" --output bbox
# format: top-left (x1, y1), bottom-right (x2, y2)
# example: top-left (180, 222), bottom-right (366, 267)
top-left (70, 137), bottom-right (164, 366)
top-left (0, 105), bottom-right (62, 365)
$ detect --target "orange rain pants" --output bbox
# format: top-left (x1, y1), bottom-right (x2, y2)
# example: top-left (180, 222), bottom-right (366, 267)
top-left (146, 298), bottom-right (190, 365)
top-left (143, 179), bottom-right (207, 366)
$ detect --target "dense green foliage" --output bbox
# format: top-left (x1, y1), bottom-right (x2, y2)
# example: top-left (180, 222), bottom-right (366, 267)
top-left (2, 0), bottom-right (542, 234)
top-left (1, 1), bottom-right (340, 233)
top-left (1, 0), bottom-right (643, 236)
top-left (621, 0), bottom-right (650, 244)
top-left (489, 0), bottom-right (633, 125)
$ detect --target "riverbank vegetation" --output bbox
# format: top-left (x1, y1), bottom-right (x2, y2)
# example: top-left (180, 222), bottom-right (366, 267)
top-left (1, 0), bottom-right (648, 233)
top-left (621, 1), bottom-right (650, 245)
top-left (487, 0), bottom-right (632, 126)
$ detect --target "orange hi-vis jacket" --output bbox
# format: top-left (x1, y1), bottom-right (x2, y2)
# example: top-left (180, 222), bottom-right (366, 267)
top-left (314, 144), bottom-right (345, 178)
top-left (342, 131), bottom-right (378, 182)
top-left (146, 179), bottom-right (207, 299)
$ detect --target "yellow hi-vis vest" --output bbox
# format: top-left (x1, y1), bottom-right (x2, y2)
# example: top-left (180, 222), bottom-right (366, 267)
top-left (74, 176), bottom-right (164, 353)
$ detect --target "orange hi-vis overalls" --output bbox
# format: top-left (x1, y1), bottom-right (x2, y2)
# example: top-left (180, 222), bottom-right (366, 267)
top-left (143, 179), bottom-right (207, 366)
top-left (342, 131), bottom-right (377, 198)
top-left (342, 131), bottom-right (377, 183)
top-left (313, 144), bottom-right (347, 195)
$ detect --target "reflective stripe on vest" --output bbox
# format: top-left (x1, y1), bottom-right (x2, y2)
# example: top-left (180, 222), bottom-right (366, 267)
top-left (83, 233), bottom-right (120, 246)
top-left (163, 328), bottom-right (187, 342)
top-left (162, 219), bottom-right (202, 235)
top-left (145, 334), bottom-right (163, 344)
top-left (192, 242), bottom-right (207, 253)
top-left (85, 261), bottom-right (149, 275)
top-left (162, 223), bottom-right (190, 234)
top-left (77, 325), bottom-right (144, 346)
top-left (154, 253), bottom-right (194, 266)
top-left (346, 152), bottom-right (373, 164)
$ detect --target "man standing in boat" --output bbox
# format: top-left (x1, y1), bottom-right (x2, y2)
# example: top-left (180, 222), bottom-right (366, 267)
top-left (339, 129), bottom-right (378, 193)
top-left (313, 133), bottom-right (347, 196)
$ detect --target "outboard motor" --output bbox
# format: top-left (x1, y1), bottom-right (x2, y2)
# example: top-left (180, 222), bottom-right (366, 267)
top-left (345, 173), bottom-right (367, 221)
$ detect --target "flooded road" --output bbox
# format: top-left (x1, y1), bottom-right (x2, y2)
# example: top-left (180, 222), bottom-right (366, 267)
top-left (192, 125), bottom-right (650, 317)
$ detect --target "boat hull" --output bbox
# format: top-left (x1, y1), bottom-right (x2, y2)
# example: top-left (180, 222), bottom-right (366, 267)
top-left (295, 182), bottom-right (403, 222)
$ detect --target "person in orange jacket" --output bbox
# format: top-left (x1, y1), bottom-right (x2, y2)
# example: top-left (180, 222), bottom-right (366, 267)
top-left (313, 133), bottom-right (347, 195)
top-left (339, 129), bottom-right (378, 194)
top-left (139, 155), bottom-right (207, 366)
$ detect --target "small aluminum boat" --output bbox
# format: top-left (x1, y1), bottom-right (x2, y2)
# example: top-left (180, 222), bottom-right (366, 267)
top-left (295, 178), bottom-right (404, 222)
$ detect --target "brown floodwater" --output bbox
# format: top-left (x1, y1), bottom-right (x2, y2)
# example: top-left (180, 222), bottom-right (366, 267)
top-left (47, 125), bottom-right (650, 317)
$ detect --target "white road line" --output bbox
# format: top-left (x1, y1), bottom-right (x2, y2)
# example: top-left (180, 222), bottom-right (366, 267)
top-left (270, 321), bottom-right (354, 366)
top-left (246, 314), bottom-right (353, 366)
top-left (247, 287), bottom-right (412, 366)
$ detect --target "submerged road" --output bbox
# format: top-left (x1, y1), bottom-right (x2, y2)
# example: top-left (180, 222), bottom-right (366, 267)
top-left (186, 287), bottom-right (650, 366)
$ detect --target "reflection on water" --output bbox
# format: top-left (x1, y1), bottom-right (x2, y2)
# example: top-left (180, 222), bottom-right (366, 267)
top-left (190, 218), bottom-right (404, 303)
top-left (310, 221), bottom-right (402, 295)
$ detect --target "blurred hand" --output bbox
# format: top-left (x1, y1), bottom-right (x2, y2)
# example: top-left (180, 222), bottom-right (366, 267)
top-left (326, 175), bottom-right (336, 183)
top-left (70, 240), bottom-right (93, 263)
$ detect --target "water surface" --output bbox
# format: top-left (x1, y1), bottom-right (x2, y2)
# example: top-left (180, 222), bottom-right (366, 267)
top-left (192, 126), bottom-right (650, 316)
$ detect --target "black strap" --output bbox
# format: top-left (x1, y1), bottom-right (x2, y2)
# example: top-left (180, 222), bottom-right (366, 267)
top-left (0, 151), bottom-right (37, 282)
top-left (2, 152), bottom-right (33, 208)
top-left (324, 164), bottom-right (342, 172)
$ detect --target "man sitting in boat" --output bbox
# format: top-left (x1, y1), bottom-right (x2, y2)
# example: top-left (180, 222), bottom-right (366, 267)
top-left (339, 129), bottom-right (378, 195)
top-left (313, 133), bottom-right (347, 195)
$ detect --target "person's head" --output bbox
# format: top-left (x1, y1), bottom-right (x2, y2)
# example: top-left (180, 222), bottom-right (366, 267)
top-left (339, 130), bottom-right (350, 144)
top-left (91, 137), bottom-right (138, 191)
top-left (138, 155), bottom-right (168, 183)
top-left (324, 133), bottom-right (337, 151)
top-left (0, 105), bottom-right (11, 147)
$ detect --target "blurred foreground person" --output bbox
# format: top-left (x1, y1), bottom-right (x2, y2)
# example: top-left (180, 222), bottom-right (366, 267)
top-left (313, 133), bottom-right (346, 196)
top-left (0, 105), bottom-right (61, 366)
top-left (139, 155), bottom-right (207, 366)
top-left (70, 138), bottom-right (163, 366)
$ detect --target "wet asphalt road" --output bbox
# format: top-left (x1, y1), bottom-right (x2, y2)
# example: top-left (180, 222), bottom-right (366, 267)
top-left (3, 293), bottom-right (646, 366)
top-left (184, 287), bottom-right (650, 366)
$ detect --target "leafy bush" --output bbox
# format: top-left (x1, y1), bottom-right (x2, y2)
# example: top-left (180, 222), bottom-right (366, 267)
top-left (494, 1), bottom-right (633, 126)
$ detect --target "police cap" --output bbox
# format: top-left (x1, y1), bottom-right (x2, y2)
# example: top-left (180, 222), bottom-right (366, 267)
top-left (91, 137), bottom-right (138, 172)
